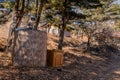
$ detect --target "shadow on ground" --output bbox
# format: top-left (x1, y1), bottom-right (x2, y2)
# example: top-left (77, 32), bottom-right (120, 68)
top-left (0, 49), bottom-right (117, 80)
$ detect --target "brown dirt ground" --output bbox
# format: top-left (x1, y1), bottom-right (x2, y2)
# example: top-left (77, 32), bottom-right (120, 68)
top-left (0, 21), bottom-right (120, 80)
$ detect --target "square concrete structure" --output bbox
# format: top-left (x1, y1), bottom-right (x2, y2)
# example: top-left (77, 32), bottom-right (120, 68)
top-left (12, 29), bottom-right (47, 67)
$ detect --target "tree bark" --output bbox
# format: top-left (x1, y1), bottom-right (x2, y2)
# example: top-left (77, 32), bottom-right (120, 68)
top-left (58, 0), bottom-right (67, 50)
top-left (14, 0), bottom-right (20, 22)
top-left (15, 0), bottom-right (20, 14)
top-left (35, 0), bottom-right (38, 17)
top-left (15, 0), bottom-right (25, 28)
top-left (34, 0), bottom-right (44, 30)
top-left (87, 36), bottom-right (91, 51)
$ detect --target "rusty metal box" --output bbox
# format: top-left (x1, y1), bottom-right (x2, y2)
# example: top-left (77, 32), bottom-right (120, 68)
top-left (47, 49), bottom-right (63, 67)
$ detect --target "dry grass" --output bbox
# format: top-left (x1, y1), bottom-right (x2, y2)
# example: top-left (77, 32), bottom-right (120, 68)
top-left (0, 34), bottom-right (119, 79)
top-left (0, 22), bottom-right (120, 80)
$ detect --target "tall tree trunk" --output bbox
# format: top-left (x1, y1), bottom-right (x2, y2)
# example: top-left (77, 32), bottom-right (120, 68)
top-left (15, 0), bottom-right (25, 28)
top-left (14, 0), bottom-right (20, 22)
top-left (87, 36), bottom-right (90, 51)
top-left (15, 0), bottom-right (20, 14)
top-left (34, 0), bottom-right (44, 30)
top-left (58, 0), bottom-right (67, 50)
top-left (35, 0), bottom-right (38, 17)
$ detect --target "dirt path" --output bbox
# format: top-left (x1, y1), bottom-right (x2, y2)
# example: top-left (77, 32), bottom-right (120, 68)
top-left (0, 20), bottom-right (12, 50)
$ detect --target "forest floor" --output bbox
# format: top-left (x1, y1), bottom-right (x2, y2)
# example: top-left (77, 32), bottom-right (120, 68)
top-left (0, 20), bottom-right (120, 80)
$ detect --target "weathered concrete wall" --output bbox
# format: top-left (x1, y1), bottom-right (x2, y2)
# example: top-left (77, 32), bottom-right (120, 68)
top-left (13, 29), bottom-right (47, 67)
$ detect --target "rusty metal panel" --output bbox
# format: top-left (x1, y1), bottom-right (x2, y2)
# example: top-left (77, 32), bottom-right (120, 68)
top-left (47, 49), bottom-right (63, 67)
